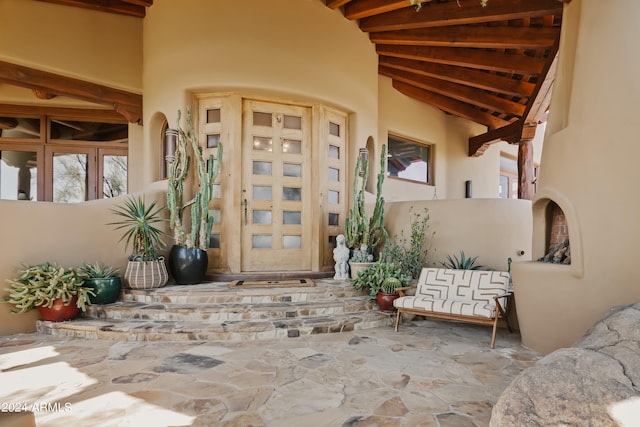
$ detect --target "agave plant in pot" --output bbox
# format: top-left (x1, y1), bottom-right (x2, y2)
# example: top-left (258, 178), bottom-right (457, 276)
top-left (166, 108), bottom-right (223, 285)
top-left (2, 262), bottom-right (94, 322)
top-left (79, 262), bottom-right (121, 304)
top-left (110, 195), bottom-right (169, 289)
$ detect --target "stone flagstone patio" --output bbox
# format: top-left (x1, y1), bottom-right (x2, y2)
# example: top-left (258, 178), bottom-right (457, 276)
top-left (0, 318), bottom-right (539, 427)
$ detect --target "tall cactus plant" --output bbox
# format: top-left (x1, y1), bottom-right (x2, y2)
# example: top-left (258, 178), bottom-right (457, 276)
top-left (166, 108), bottom-right (223, 250)
top-left (345, 144), bottom-right (387, 254)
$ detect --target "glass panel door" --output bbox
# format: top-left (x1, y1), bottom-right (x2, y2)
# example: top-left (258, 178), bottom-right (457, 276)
top-left (241, 100), bottom-right (311, 271)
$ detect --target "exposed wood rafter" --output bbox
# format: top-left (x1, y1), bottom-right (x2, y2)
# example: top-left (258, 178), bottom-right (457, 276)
top-left (34, 0), bottom-right (151, 18)
top-left (0, 61), bottom-right (143, 124)
top-left (325, 0), bottom-right (564, 158)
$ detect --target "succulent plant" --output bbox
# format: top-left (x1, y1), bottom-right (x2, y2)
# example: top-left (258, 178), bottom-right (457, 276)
top-left (350, 261), bottom-right (410, 299)
top-left (350, 245), bottom-right (374, 263)
top-left (2, 262), bottom-right (94, 314)
top-left (166, 108), bottom-right (223, 250)
top-left (344, 144), bottom-right (387, 255)
top-left (109, 195), bottom-right (166, 261)
top-left (380, 277), bottom-right (402, 294)
top-left (440, 250), bottom-right (488, 270)
top-left (79, 262), bottom-right (120, 279)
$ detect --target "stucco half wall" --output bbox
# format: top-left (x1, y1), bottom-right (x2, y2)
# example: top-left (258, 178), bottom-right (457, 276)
top-left (0, 191), bottom-right (168, 336)
top-left (384, 199), bottom-right (532, 274)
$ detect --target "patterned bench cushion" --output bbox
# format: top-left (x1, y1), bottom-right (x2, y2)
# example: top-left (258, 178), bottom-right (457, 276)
top-left (393, 296), bottom-right (495, 318)
top-left (392, 268), bottom-right (510, 319)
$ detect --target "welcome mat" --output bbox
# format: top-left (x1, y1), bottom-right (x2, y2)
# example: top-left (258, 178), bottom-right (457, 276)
top-left (228, 278), bottom-right (315, 289)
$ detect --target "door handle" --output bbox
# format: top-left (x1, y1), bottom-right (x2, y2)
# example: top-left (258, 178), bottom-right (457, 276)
top-left (243, 198), bottom-right (248, 225)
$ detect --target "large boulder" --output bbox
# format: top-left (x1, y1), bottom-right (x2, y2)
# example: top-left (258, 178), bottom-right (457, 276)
top-left (491, 303), bottom-right (640, 426)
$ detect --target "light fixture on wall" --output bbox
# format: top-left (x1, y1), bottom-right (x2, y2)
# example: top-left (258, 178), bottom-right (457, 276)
top-left (358, 148), bottom-right (368, 177)
top-left (164, 128), bottom-right (178, 164)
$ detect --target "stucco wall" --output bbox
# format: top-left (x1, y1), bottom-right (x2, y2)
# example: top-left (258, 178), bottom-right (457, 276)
top-left (0, 0), bottom-right (142, 92)
top-left (513, 0), bottom-right (640, 354)
top-left (143, 0), bottom-right (379, 186)
top-left (385, 199), bottom-right (532, 272)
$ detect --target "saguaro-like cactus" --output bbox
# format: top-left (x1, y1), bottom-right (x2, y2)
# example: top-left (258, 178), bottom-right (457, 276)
top-left (344, 144), bottom-right (387, 254)
top-left (166, 108), bottom-right (223, 250)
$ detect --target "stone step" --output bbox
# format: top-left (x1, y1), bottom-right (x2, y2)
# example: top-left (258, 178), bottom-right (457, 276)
top-left (34, 278), bottom-right (395, 343)
top-left (36, 311), bottom-right (395, 342)
top-left (84, 296), bottom-right (377, 323)
top-left (120, 279), bottom-right (364, 304)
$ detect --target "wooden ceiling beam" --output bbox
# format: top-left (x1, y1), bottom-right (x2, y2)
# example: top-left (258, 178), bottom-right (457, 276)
top-left (380, 66), bottom-right (526, 116)
top-left (468, 120), bottom-right (524, 156)
top-left (325, 0), bottom-right (353, 9)
top-left (376, 44), bottom-right (547, 74)
top-left (379, 56), bottom-right (535, 97)
top-left (370, 26), bottom-right (560, 49)
top-left (391, 80), bottom-right (511, 129)
top-left (344, 0), bottom-right (414, 20)
top-left (360, 0), bottom-right (563, 32)
top-left (0, 61), bottom-right (142, 124)
top-left (34, 0), bottom-right (147, 18)
top-left (0, 104), bottom-right (127, 123)
top-left (121, 0), bottom-right (152, 6)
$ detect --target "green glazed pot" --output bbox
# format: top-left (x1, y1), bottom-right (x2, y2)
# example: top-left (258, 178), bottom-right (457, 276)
top-left (85, 277), bottom-right (122, 304)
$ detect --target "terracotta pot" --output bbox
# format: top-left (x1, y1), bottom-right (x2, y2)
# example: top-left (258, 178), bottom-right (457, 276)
top-left (38, 296), bottom-right (79, 322)
top-left (376, 291), bottom-right (399, 312)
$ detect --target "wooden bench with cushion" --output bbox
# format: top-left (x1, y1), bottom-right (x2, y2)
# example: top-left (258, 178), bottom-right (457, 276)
top-left (393, 267), bottom-right (513, 348)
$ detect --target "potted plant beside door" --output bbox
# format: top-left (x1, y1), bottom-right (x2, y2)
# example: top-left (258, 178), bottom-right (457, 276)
top-left (166, 108), bottom-right (223, 284)
top-left (110, 195), bottom-right (169, 289)
top-left (345, 144), bottom-right (388, 277)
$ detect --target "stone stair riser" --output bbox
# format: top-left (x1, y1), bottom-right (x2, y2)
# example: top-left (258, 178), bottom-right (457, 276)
top-left (91, 301), bottom-right (376, 323)
top-left (35, 279), bottom-right (395, 343)
top-left (37, 316), bottom-right (393, 342)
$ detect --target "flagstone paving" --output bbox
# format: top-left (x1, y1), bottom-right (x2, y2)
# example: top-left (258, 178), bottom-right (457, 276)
top-left (0, 319), bottom-right (540, 427)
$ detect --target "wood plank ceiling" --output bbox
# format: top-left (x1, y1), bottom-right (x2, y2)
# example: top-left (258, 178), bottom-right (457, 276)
top-left (325, 0), bottom-right (567, 156)
top-left (21, 0), bottom-right (566, 157)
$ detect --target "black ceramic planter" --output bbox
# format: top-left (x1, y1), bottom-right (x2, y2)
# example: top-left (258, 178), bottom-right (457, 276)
top-left (169, 245), bottom-right (209, 285)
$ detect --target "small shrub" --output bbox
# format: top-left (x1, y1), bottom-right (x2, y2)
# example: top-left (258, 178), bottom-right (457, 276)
top-left (383, 207), bottom-right (434, 279)
top-left (350, 261), bottom-right (410, 298)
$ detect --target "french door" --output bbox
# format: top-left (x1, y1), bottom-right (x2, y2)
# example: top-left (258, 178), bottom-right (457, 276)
top-left (241, 100), bottom-right (311, 271)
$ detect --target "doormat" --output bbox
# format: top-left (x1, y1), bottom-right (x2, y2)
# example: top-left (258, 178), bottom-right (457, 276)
top-left (228, 278), bottom-right (315, 289)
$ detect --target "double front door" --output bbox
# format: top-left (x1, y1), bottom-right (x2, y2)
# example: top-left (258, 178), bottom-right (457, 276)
top-left (241, 100), bottom-right (311, 271)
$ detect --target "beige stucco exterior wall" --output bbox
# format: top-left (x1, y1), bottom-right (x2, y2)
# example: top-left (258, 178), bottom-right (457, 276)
top-left (385, 199), bottom-right (532, 272)
top-left (0, 0), bottom-right (142, 92)
top-left (513, 0), bottom-right (640, 354)
top-left (143, 0), bottom-right (379, 185)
